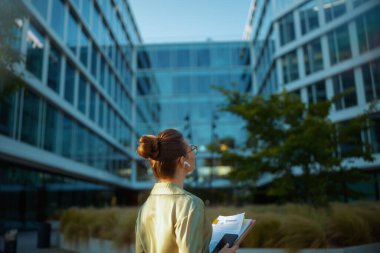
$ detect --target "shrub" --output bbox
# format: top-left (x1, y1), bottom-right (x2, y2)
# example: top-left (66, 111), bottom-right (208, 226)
top-left (59, 202), bottom-right (380, 249)
top-left (326, 203), bottom-right (372, 247)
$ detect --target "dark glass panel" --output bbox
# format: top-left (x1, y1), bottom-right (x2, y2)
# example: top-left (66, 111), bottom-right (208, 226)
top-left (21, 90), bottom-right (40, 146)
top-left (47, 44), bottom-right (62, 93)
top-left (78, 75), bottom-right (87, 114)
top-left (64, 60), bottom-right (76, 104)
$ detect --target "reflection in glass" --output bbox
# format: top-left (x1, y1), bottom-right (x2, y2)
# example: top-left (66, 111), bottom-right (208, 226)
top-left (47, 44), bottom-right (62, 93)
top-left (26, 23), bottom-right (45, 80)
top-left (323, 0), bottom-right (346, 23)
top-left (299, 0), bottom-right (319, 35)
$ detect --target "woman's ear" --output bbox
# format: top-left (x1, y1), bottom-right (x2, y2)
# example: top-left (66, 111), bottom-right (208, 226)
top-left (178, 156), bottom-right (186, 166)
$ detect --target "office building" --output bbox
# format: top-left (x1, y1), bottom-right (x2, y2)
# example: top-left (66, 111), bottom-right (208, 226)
top-left (0, 0), bottom-right (154, 228)
top-left (136, 41), bottom-right (252, 186)
top-left (245, 0), bottom-right (380, 199)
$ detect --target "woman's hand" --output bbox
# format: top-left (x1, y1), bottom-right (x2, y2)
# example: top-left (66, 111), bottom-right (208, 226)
top-left (218, 243), bottom-right (239, 253)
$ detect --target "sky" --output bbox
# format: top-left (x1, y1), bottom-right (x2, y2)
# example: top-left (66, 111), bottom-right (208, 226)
top-left (128, 0), bottom-right (252, 44)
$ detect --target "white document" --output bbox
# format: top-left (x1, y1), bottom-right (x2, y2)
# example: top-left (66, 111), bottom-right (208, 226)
top-left (209, 213), bottom-right (245, 252)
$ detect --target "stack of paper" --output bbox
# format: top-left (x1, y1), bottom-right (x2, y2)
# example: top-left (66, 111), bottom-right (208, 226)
top-left (209, 213), bottom-right (255, 252)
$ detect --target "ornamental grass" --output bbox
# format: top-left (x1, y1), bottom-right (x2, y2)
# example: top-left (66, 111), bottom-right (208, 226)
top-left (60, 202), bottom-right (380, 249)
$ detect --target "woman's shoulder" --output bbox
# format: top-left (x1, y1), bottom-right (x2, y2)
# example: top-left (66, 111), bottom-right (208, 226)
top-left (180, 190), bottom-right (206, 210)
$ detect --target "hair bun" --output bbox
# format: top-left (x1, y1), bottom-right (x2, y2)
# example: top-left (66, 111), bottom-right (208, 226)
top-left (136, 135), bottom-right (160, 160)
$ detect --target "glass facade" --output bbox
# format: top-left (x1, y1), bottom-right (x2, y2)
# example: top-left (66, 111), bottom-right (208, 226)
top-left (328, 25), bottom-right (352, 65)
top-left (279, 12), bottom-right (296, 46)
top-left (0, 0), bottom-right (144, 227)
top-left (246, 0), bottom-right (380, 199)
top-left (282, 50), bottom-right (299, 84)
top-left (299, 0), bottom-right (319, 35)
top-left (303, 38), bottom-right (323, 75)
top-left (137, 42), bottom-right (251, 185)
top-left (26, 22), bottom-right (45, 80)
top-left (362, 59), bottom-right (380, 102)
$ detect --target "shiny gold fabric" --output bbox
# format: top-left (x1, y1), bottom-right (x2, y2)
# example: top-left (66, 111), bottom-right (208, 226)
top-left (135, 182), bottom-right (212, 253)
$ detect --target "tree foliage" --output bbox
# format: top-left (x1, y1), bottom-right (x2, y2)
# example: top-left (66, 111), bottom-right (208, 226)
top-left (218, 88), bottom-right (375, 205)
top-left (0, 0), bottom-right (26, 101)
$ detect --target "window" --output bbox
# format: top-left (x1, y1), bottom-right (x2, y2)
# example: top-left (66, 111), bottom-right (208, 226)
top-left (361, 59), bottom-right (380, 102)
top-left (91, 43), bottom-right (98, 79)
top-left (323, 0), bottom-right (346, 23)
top-left (279, 12), bottom-right (295, 46)
top-left (299, 0), bottom-right (319, 35)
top-left (0, 94), bottom-right (16, 137)
top-left (31, 0), bottom-right (48, 19)
top-left (196, 49), bottom-right (210, 67)
top-left (214, 47), bottom-right (231, 67)
top-left (328, 25), bottom-right (351, 65)
top-left (282, 50), bottom-right (299, 84)
top-left (303, 38), bottom-right (323, 75)
top-left (50, 0), bottom-right (65, 39)
top-left (356, 6), bottom-right (380, 53)
top-left (172, 76), bottom-right (191, 95)
top-left (177, 49), bottom-right (191, 68)
top-left (61, 115), bottom-right (73, 158)
top-left (98, 98), bottom-right (104, 128)
top-left (43, 103), bottom-right (60, 152)
top-left (21, 90), bottom-right (40, 146)
top-left (66, 10), bottom-right (78, 54)
top-left (352, 0), bottom-right (370, 7)
top-left (78, 75), bottom-right (87, 114)
top-left (64, 60), bottom-right (76, 104)
top-left (47, 44), bottom-right (62, 93)
top-left (333, 70), bottom-right (357, 110)
top-left (26, 23), bottom-right (45, 80)
top-left (79, 29), bottom-right (89, 68)
top-left (151, 50), bottom-right (168, 68)
top-left (89, 87), bottom-right (96, 122)
top-left (307, 81), bottom-right (326, 104)
top-left (369, 118), bottom-right (380, 153)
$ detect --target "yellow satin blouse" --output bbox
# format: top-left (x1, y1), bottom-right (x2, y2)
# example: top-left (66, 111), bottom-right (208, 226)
top-left (135, 182), bottom-right (212, 253)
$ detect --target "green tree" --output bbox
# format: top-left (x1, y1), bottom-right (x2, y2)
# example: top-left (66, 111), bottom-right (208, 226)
top-left (218, 89), bottom-right (375, 205)
top-left (0, 0), bottom-right (26, 101)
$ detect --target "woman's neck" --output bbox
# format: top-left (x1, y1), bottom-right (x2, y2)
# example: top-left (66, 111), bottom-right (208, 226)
top-left (159, 169), bottom-right (186, 188)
